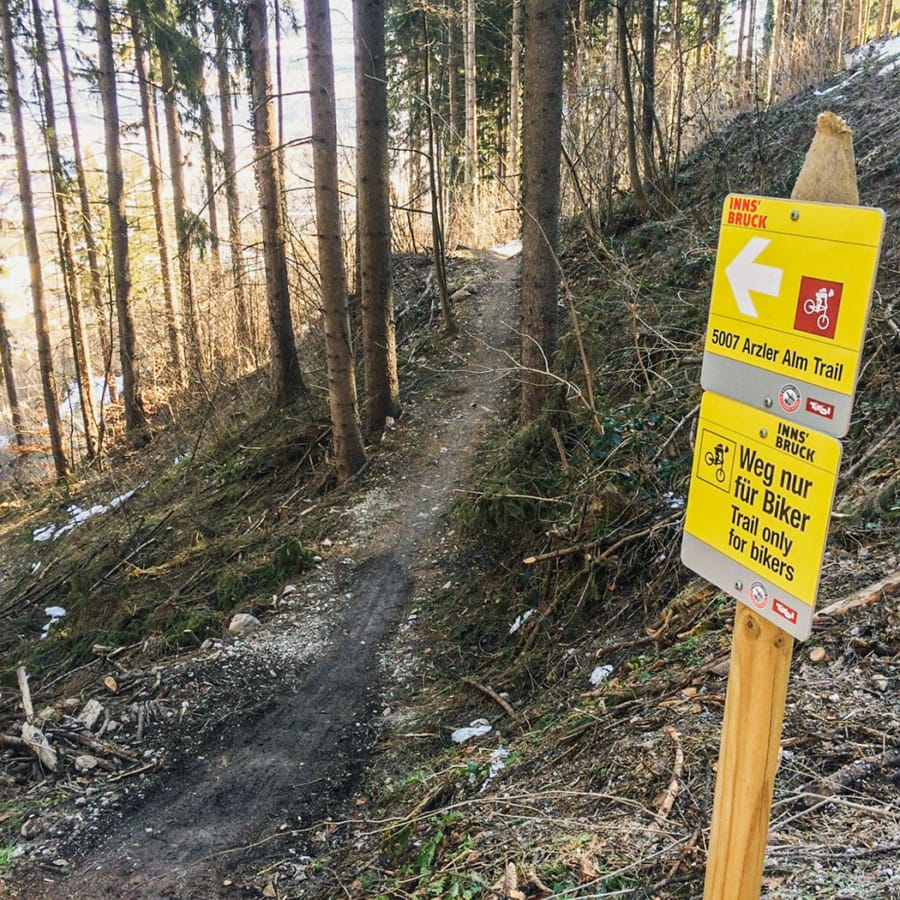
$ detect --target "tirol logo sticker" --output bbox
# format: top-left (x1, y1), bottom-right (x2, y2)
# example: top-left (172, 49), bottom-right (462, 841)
top-left (778, 383), bottom-right (802, 414)
top-left (772, 598), bottom-right (798, 625)
top-left (806, 397), bottom-right (835, 420)
top-left (749, 581), bottom-right (768, 610)
top-left (794, 276), bottom-right (842, 339)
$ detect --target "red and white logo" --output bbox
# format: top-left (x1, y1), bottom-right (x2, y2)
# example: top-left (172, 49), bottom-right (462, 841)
top-left (779, 383), bottom-right (802, 414)
top-left (795, 276), bottom-right (842, 339)
top-left (806, 397), bottom-right (835, 419)
top-left (749, 582), bottom-right (768, 610)
top-left (772, 598), bottom-right (798, 625)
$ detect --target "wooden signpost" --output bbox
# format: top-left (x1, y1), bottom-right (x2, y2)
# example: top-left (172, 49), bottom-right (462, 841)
top-left (680, 112), bottom-right (886, 899)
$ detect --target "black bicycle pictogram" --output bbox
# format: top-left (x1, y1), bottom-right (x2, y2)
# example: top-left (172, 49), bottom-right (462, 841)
top-left (704, 442), bottom-right (729, 483)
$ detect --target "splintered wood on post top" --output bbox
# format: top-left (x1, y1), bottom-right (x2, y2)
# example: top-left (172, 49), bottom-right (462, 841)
top-left (791, 111), bottom-right (859, 205)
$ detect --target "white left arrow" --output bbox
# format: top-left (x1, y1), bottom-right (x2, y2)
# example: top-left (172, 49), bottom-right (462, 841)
top-left (725, 237), bottom-right (783, 318)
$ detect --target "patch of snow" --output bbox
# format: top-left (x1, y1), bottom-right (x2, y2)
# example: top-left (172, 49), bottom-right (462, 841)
top-left (451, 718), bottom-right (492, 743)
top-left (480, 745), bottom-right (509, 791)
top-left (41, 606), bottom-right (67, 639)
top-left (814, 68), bottom-right (863, 96)
top-left (489, 239), bottom-right (522, 259)
top-left (32, 483), bottom-right (145, 542)
top-left (33, 525), bottom-right (56, 543)
top-left (509, 608), bottom-right (535, 635)
top-left (844, 34), bottom-right (900, 69)
top-left (663, 491), bottom-right (685, 510)
top-left (590, 664), bottom-right (614, 686)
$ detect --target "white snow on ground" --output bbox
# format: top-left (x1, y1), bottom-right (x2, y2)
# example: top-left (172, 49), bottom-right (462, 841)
top-left (509, 608), bottom-right (535, 634)
top-left (58, 375), bottom-right (124, 424)
top-left (813, 35), bottom-right (899, 99)
top-left (489, 239), bottom-right (522, 259)
top-left (451, 719), bottom-right (493, 743)
top-left (41, 606), bottom-right (67, 639)
top-left (32, 483), bottom-right (145, 542)
top-left (844, 34), bottom-right (900, 70)
top-left (814, 67), bottom-right (864, 95)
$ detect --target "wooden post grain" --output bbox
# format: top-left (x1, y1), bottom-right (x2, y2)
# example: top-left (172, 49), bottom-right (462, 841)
top-left (703, 606), bottom-right (793, 898)
top-left (704, 109), bottom-right (860, 898)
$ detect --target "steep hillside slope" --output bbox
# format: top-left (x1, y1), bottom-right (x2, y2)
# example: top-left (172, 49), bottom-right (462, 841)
top-left (0, 41), bottom-right (897, 900)
top-left (288, 46), bottom-right (900, 900)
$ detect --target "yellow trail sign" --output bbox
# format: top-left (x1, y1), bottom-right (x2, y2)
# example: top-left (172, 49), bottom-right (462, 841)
top-left (702, 193), bottom-right (884, 437)
top-left (682, 391), bottom-right (841, 640)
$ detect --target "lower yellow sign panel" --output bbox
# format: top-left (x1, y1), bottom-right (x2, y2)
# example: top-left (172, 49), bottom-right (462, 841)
top-left (681, 392), bottom-right (842, 640)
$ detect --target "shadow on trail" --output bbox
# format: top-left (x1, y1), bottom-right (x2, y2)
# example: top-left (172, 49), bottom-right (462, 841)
top-left (38, 251), bottom-right (519, 898)
top-left (59, 555), bottom-right (410, 899)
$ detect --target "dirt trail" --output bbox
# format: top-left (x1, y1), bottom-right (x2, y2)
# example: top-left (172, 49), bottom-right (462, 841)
top-left (46, 251), bottom-right (520, 898)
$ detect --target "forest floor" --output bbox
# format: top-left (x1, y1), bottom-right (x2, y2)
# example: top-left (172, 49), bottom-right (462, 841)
top-left (0, 248), bottom-right (527, 897)
top-left (2, 40), bottom-right (900, 900)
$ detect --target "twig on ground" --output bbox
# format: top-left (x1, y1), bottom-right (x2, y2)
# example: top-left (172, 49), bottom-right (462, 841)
top-left (462, 677), bottom-right (517, 719)
top-left (523, 514), bottom-right (680, 566)
top-left (771, 793), bottom-right (900, 831)
top-left (16, 666), bottom-right (34, 721)
top-left (649, 726), bottom-right (684, 835)
top-left (106, 761), bottom-right (158, 783)
top-left (815, 571), bottom-right (900, 619)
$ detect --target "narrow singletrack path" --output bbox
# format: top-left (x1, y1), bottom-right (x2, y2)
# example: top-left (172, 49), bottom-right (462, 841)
top-left (43, 250), bottom-right (519, 899)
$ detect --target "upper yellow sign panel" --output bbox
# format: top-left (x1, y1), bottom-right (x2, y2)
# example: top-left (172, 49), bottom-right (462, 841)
top-left (702, 194), bottom-right (885, 437)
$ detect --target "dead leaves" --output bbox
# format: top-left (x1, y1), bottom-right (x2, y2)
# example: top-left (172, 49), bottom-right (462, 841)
top-left (487, 861), bottom-right (553, 899)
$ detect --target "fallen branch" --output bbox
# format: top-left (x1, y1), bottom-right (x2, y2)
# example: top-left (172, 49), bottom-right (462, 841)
top-left (21, 723), bottom-right (58, 771)
top-left (838, 421), bottom-right (900, 483)
top-left (523, 514), bottom-right (680, 566)
top-left (816, 571), bottom-right (900, 619)
top-left (107, 761), bottom-right (158, 783)
top-left (462, 677), bottom-right (516, 720)
top-left (46, 727), bottom-right (138, 763)
top-left (16, 666), bottom-right (34, 721)
top-left (771, 792), bottom-right (899, 831)
top-left (649, 726), bottom-right (684, 837)
top-left (0, 733), bottom-right (27, 750)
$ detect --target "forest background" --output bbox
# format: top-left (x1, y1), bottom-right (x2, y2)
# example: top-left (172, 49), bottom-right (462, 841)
top-left (0, 0), bottom-right (895, 484)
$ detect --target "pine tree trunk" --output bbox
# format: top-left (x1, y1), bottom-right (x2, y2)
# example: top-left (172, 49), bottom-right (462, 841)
top-left (1, 0), bottom-right (68, 476)
top-left (95, 0), bottom-right (147, 446)
top-left (0, 299), bottom-right (26, 448)
top-left (509, 0), bottom-right (522, 194)
top-left (767, 0), bottom-right (785, 102)
top-left (423, 11), bottom-right (454, 334)
top-left (304, 0), bottom-right (366, 480)
top-left (53, 0), bottom-right (116, 405)
top-left (192, 17), bottom-right (222, 271)
top-left (520, 0), bottom-right (565, 423)
top-left (745, 0), bottom-right (757, 81)
top-left (245, 0), bottom-right (305, 404)
top-left (640, 0), bottom-right (656, 186)
top-left (446, 0), bottom-right (462, 187)
top-left (464, 0), bottom-right (477, 186)
top-left (32, 0), bottom-right (99, 459)
top-left (130, 0), bottom-right (186, 388)
top-left (354, 0), bottom-right (401, 434)
top-left (212, 0), bottom-right (253, 363)
top-left (159, 40), bottom-right (203, 370)
top-left (617, 0), bottom-right (650, 217)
